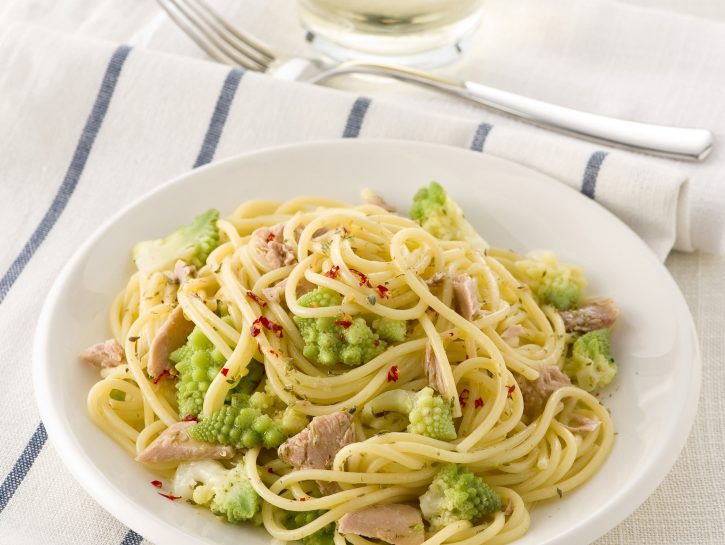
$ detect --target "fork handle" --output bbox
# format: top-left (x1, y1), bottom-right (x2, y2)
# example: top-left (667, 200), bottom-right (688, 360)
top-left (461, 80), bottom-right (713, 161)
top-left (317, 62), bottom-right (713, 161)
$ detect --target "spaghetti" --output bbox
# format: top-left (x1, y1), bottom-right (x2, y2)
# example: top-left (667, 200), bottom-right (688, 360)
top-left (86, 190), bottom-right (615, 545)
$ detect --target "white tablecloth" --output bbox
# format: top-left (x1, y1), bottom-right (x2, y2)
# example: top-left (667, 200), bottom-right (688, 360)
top-left (0, 1), bottom-right (723, 544)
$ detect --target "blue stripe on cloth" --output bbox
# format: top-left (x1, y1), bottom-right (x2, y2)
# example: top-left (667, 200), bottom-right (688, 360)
top-left (470, 122), bottom-right (493, 152)
top-left (0, 45), bottom-right (130, 516)
top-left (582, 150), bottom-right (608, 199)
top-left (193, 68), bottom-right (244, 167)
top-left (342, 97), bottom-right (371, 138)
top-left (0, 45), bottom-right (131, 306)
top-left (0, 423), bottom-right (48, 513)
top-left (120, 529), bottom-right (144, 545)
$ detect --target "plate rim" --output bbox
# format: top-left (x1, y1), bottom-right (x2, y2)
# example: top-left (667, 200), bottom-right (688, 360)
top-left (33, 138), bottom-right (702, 545)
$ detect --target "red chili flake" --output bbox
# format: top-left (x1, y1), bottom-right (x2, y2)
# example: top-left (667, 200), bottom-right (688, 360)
top-left (267, 467), bottom-right (275, 474)
top-left (376, 285), bottom-right (389, 298)
top-left (150, 480), bottom-right (163, 488)
top-left (153, 369), bottom-right (170, 385)
top-left (324, 265), bottom-right (340, 279)
top-left (459, 389), bottom-right (470, 407)
top-left (474, 398), bottom-right (484, 409)
top-left (350, 269), bottom-right (372, 288)
top-left (341, 227), bottom-right (349, 235)
top-left (182, 414), bottom-right (198, 422)
top-left (252, 316), bottom-right (284, 338)
top-left (158, 492), bottom-right (182, 501)
top-left (506, 384), bottom-right (516, 399)
top-left (221, 368), bottom-right (229, 377)
top-left (298, 497), bottom-right (308, 502)
top-left (246, 291), bottom-right (267, 307)
top-left (387, 365), bottom-right (399, 383)
top-left (265, 232), bottom-right (276, 243)
top-left (335, 320), bottom-right (352, 329)
top-left (373, 339), bottom-right (380, 347)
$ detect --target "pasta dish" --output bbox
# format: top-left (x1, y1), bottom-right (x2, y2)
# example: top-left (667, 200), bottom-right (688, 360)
top-left (82, 183), bottom-right (619, 545)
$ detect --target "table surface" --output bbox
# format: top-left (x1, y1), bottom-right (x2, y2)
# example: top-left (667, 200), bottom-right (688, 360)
top-left (1, 1), bottom-right (723, 544)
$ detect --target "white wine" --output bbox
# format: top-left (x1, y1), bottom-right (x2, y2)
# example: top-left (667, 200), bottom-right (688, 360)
top-left (298, 0), bottom-right (484, 66)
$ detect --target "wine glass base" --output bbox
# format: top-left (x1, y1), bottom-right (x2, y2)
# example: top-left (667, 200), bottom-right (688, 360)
top-left (300, 10), bottom-right (482, 69)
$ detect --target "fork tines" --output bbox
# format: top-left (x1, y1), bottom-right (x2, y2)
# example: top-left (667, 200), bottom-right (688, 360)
top-left (157, 0), bottom-right (276, 71)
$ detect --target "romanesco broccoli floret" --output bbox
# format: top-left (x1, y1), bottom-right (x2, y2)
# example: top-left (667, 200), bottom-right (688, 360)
top-left (293, 287), bottom-right (386, 366)
top-left (233, 359), bottom-right (265, 395)
top-left (170, 327), bottom-right (264, 417)
top-left (297, 286), bottom-right (342, 308)
top-left (230, 383), bottom-right (309, 436)
top-left (420, 464), bottom-right (501, 529)
top-left (171, 326), bottom-right (226, 417)
top-left (173, 460), bottom-right (261, 524)
top-left (562, 328), bottom-right (617, 392)
top-left (188, 394), bottom-right (287, 449)
top-left (277, 406), bottom-right (310, 436)
top-left (514, 250), bottom-right (586, 310)
top-left (409, 182), bottom-right (488, 248)
top-left (372, 317), bottom-right (407, 342)
top-left (363, 387), bottom-right (456, 441)
top-left (132, 209), bottom-right (220, 272)
top-left (284, 510), bottom-right (335, 545)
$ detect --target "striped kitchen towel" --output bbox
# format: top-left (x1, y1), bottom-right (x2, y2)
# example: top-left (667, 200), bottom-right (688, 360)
top-left (0, 23), bottom-right (690, 545)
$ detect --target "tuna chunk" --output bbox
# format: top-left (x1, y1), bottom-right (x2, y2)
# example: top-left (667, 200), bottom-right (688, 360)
top-left (278, 411), bottom-right (356, 494)
top-left (500, 324), bottom-right (526, 347)
top-left (147, 305), bottom-right (194, 379)
top-left (339, 504), bottom-right (424, 545)
top-left (425, 272), bottom-right (447, 286)
top-left (361, 190), bottom-right (397, 213)
top-left (173, 259), bottom-right (196, 283)
top-left (79, 339), bottom-right (125, 368)
top-left (517, 365), bottom-right (571, 419)
top-left (452, 274), bottom-right (481, 320)
top-left (559, 298), bottom-right (619, 334)
top-left (136, 421), bottom-right (235, 463)
top-left (424, 343), bottom-right (446, 395)
top-left (261, 277), bottom-right (316, 304)
top-left (252, 223), bottom-right (296, 269)
top-left (563, 413), bottom-right (601, 433)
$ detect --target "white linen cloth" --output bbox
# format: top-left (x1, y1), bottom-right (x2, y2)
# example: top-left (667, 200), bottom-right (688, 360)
top-left (0, 1), bottom-right (723, 544)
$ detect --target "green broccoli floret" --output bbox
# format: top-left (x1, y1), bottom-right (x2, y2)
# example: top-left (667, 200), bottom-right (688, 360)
top-left (372, 317), bottom-right (407, 342)
top-left (514, 250), bottom-right (586, 310)
top-left (284, 510), bottom-right (335, 545)
top-left (293, 287), bottom-right (386, 366)
top-left (171, 327), bottom-right (264, 418)
top-left (409, 182), bottom-right (488, 248)
top-left (132, 209), bottom-right (220, 272)
top-left (363, 387), bottom-right (456, 441)
top-left (188, 394), bottom-right (287, 449)
top-left (173, 460), bottom-right (261, 524)
top-left (420, 464), bottom-right (501, 530)
top-left (562, 328), bottom-right (617, 392)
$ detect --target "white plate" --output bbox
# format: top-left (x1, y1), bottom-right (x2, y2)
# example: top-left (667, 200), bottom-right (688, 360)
top-left (33, 140), bottom-right (700, 545)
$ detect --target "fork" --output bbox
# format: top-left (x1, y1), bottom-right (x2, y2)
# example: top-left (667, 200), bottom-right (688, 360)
top-left (158, 0), bottom-right (714, 161)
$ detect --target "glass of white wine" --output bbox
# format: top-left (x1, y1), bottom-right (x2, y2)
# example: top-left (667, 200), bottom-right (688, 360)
top-left (298, 0), bottom-right (485, 67)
